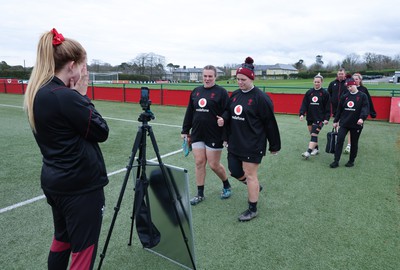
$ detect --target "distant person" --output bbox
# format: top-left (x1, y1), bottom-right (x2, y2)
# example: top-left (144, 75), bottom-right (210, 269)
top-left (343, 73), bottom-right (377, 154)
top-left (328, 68), bottom-right (347, 117)
top-left (181, 65), bottom-right (231, 205)
top-left (330, 78), bottom-right (369, 168)
top-left (299, 73), bottom-right (330, 159)
top-left (218, 57), bottom-right (281, 222)
top-left (23, 28), bottom-right (109, 269)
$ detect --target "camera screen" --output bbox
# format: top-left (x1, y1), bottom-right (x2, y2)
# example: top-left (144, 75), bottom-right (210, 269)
top-left (141, 87), bottom-right (149, 98)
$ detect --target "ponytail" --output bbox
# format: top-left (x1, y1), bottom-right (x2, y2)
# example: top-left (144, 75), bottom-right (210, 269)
top-left (24, 29), bottom-right (86, 132)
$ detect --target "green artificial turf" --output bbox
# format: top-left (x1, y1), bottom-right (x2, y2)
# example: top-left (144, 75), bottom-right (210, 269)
top-left (0, 93), bottom-right (399, 269)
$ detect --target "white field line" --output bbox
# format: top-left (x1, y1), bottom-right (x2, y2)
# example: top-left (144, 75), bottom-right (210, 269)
top-left (0, 104), bottom-right (184, 213)
top-left (0, 148), bottom-right (183, 214)
top-left (0, 104), bottom-right (23, 109)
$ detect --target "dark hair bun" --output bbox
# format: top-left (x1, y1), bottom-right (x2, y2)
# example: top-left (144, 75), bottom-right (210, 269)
top-left (245, 57), bottom-right (254, 64)
top-left (346, 73), bottom-right (352, 79)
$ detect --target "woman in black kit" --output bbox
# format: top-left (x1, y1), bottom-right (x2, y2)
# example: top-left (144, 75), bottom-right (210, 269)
top-left (330, 78), bottom-right (369, 168)
top-left (343, 72), bottom-right (377, 154)
top-left (181, 65), bottom-right (231, 205)
top-left (24, 28), bottom-right (109, 269)
top-left (218, 57), bottom-right (281, 222)
top-left (299, 73), bottom-right (330, 159)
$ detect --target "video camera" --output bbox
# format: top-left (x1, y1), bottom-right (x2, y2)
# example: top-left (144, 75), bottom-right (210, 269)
top-left (138, 87), bottom-right (155, 122)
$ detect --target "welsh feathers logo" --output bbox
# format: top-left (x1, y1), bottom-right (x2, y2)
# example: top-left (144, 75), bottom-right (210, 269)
top-left (234, 105), bottom-right (243, 115)
top-left (198, 98), bottom-right (207, 108)
top-left (347, 101), bottom-right (355, 108)
top-left (312, 96), bottom-right (318, 102)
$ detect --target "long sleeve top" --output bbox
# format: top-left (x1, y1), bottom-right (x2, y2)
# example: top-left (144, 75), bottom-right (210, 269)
top-left (181, 84), bottom-right (229, 143)
top-left (334, 91), bottom-right (370, 129)
top-left (223, 87), bottom-right (281, 158)
top-left (33, 76), bottom-right (109, 195)
top-left (299, 87), bottom-right (331, 122)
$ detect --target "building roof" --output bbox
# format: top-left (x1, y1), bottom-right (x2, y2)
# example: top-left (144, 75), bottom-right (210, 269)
top-left (172, 67), bottom-right (224, 73)
top-left (234, 63), bottom-right (297, 71)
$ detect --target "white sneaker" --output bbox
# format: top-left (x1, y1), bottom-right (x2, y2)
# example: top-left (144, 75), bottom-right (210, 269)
top-left (302, 151), bottom-right (310, 159)
top-left (311, 149), bottom-right (319, 156)
top-left (344, 144), bottom-right (351, 154)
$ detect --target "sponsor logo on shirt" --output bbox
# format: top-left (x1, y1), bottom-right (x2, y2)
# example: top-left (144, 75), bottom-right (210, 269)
top-left (196, 98), bottom-right (210, 112)
top-left (311, 96), bottom-right (319, 105)
top-left (345, 101), bottom-right (356, 111)
top-left (232, 105), bottom-right (245, 121)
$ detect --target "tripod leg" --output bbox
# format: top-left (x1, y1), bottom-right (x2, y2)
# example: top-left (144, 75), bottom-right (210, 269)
top-left (97, 127), bottom-right (143, 270)
top-left (128, 127), bottom-right (147, 245)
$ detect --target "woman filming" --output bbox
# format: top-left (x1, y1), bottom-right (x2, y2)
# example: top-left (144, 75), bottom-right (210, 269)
top-left (24, 28), bottom-right (109, 269)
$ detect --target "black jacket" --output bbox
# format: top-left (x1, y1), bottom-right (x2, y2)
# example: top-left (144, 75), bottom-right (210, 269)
top-left (223, 87), bottom-right (281, 158)
top-left (334, 91), bottom-right (369, 129)
top-left (357, 85), bottom-right (377, 118)
top-left (299, 88), bottom-right (330, 123)
top-left (181, 84), bottom-right (229, 143)
top-left (33, 77), bottom-right (109, 195)
top-left (328, 78), bottom-right (347, 116)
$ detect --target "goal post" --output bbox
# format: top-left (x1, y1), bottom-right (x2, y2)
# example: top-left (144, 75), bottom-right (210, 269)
top-left (89, 72), bottom-right (119, 84)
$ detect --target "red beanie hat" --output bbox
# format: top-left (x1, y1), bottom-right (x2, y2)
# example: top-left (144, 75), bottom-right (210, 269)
top-left (345, 78), bottom-right (357, 86)
top-left (236, 57), bottom-right (255, 80)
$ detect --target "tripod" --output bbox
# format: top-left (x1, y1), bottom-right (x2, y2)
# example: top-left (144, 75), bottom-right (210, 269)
top-left (97, 110), bottom-right (196, 270)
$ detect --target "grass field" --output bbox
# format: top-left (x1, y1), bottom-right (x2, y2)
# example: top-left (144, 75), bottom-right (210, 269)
top-left (0, 93), bottom-right (399, 270)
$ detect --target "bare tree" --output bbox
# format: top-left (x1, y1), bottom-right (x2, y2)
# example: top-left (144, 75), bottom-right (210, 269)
top-left (294, 59), bottom-right (305, 71)
top-left (316, 55), bottom-right (324, 65)
top-left (341, 53), bottom-right (364, 71)
top-left (132, 52), bottom-right (166, 80)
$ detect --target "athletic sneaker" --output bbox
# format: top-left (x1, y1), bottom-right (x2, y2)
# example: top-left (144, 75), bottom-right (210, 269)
top-left (311, 149), bottom-right (319, 156)
top-left (190, 195), bottom-right (204, 205)
top-left (345, 161), bottom-right (354, 167)
top-left (344, 144), bottom-right (351, 154)
top-left (330, 161), bottom-right (339, 168)
top-left (302, 151), bottom-right (311, 159)
top-left (220, 188), bottom-right (232, 199)
top-left (238, 209), bottom-right (258, 222)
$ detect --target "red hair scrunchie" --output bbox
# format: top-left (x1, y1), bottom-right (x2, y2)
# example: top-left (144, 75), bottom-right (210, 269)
top-left (51, 28), bottom-right (65, 46)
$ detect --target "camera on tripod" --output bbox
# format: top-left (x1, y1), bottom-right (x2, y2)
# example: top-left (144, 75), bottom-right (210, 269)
top-left (138, 87), bottom-right (155, 122)
top-left (140, 87), bottom-right (151, 110)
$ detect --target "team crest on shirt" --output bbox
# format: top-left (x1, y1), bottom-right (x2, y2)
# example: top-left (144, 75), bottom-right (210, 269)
top-left (198, 98), bottom-right (207, 108)
top-left (248, 99), bottom-right (253, 105)
top-left (211, 93), bottom-right (216, 99)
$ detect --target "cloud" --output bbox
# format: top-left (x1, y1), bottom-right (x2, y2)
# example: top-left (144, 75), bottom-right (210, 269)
top-left (1, 0), bottom-right (399, 68)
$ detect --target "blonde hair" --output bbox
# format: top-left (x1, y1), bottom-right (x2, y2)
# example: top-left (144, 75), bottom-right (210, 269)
top-left (24, 30), bottom-right (86, 132)
top-left (314, 72), bottom-right (324, 81)
top-left (352, 73), bottom-right (363, 86)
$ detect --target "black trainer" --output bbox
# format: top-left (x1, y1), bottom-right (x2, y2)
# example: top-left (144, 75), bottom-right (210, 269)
top-left (330, 161), bottom-right (339, 168)
top-left (345, 161), bottom-right (354, 167)
top-left (190, 195), bottom-right (204, 205)
top-left (238, 209), bottom-right (258, 222)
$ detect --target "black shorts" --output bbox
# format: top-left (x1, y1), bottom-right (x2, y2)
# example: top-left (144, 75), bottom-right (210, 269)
top-left (227, 152), bottom-right (262, 179)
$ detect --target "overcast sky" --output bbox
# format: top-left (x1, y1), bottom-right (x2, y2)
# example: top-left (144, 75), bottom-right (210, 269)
top-left (1, 0), bottom-right (399, 69)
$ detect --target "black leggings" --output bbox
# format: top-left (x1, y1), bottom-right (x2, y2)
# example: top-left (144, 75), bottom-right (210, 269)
top-left (45, 189), bottom-right (105, 270)
top-left (334, 126), bottom-right (363, 163)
